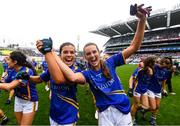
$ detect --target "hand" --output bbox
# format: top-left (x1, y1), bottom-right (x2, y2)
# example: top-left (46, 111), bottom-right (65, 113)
top-left (16, 71), bottom-right (30, 80)
top-left (36, 37), bottom-right (53, 55)
top-left (130, 4), bottom-right (152, 18)
top-left (128, 88), bottom-right (133, 97)
top-left (162, 90), bottom-right (168, 97)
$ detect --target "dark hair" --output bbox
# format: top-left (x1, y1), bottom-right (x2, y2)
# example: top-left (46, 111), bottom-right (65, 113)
top-left (83, 42), bottom-right (111, 79)
top-left (59, 42), bottom-right (75, 55)
top-left (143, 56), bottom-right (155, 74)
top-left (10, 51), bottom-right (37, 75)
top-left (164, 57), bottom-right (172, 66)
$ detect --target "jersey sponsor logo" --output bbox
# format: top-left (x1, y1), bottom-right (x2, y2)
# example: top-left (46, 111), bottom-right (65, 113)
top-left (51, 85), bottom-right (70, 91)
top-left (97, 79), bottom-right (114, 90)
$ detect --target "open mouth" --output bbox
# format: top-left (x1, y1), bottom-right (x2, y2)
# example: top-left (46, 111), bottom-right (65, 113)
top-left (64, 59), bottom-right (73, 65)
top-left (90, 58), bottom-right (97, 65)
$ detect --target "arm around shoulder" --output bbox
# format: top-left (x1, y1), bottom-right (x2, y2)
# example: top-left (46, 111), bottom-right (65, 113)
top-left (0, 80), bottom-right (20, 91)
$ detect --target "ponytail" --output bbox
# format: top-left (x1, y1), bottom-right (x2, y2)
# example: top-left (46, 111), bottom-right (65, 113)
top-left (100, 59), bottom-right (112, 79)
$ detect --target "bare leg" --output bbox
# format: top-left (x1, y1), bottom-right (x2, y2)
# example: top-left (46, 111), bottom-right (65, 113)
top-left (20, 112), bottom-right (36, 125)
top-left (15, 112), bottom-right (23, 125)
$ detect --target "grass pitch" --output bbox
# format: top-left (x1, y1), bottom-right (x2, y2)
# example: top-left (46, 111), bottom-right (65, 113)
top-left (0, 64), bottom-right (180, 125)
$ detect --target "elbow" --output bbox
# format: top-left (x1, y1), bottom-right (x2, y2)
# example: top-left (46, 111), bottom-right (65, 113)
top-left (67, 76), bottom-right (77, 83)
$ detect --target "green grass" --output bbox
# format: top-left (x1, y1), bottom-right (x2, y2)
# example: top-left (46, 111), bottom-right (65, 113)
top-left (0, 64), bottom-right (180, 125)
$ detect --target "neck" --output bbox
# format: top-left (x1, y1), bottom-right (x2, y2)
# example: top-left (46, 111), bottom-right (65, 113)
top-left (14, 65), bottom-right (22, 72)
top-left (91, 64), bottom-right (101, 71)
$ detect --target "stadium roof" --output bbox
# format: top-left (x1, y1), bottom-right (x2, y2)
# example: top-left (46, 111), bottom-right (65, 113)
top-left (90, 8), bottom-right (180, 37)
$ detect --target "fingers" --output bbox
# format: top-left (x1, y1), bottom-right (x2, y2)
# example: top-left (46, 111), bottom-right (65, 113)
top-left (36, 40), bottom-right (43, 51)
top-left (137, 4), bottom-right (152, 17)
top-left (137, 4), bottom-right (144, 8)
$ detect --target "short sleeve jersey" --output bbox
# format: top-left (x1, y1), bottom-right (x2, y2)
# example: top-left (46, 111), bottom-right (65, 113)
top-left (40, 64), bottom-right (82, 125)
top-left (5, 67), bottom-right (38, 101)
top-left (148, 64), bottom-right (168, 93)
top-left (81, 52), bottom-right (130, 114)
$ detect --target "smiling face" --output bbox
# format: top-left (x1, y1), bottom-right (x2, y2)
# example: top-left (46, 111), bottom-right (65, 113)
top-left (60, 45), bottom-right (76, 67)
top-left (7, 56), bottom-right (16, 69)
top-left (84, 44), bottom-right (101, 70)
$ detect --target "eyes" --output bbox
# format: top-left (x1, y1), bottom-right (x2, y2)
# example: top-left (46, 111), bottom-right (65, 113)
top-left (62, 50), bottom-right (75, 55)
top-left (85, 50), bottom-right (97, 56)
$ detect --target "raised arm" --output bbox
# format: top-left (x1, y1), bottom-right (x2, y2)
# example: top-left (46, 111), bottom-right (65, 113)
top-left (36, 40), bottom-right (65, 84)
top-left (123, 4), bottom-right (152, 59)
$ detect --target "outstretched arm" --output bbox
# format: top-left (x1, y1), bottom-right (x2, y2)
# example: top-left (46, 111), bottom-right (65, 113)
top-left (0, 80), bottom-right (20, 91)
top-left (123, 4), bottom-right (152, 59)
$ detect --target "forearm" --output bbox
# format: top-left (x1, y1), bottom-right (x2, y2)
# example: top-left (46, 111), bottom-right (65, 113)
top-left (123, 17), bottom-right (146, 59)
top-left (0, 83), bottom-right (10, 91)
top-left (30, 76), bottom-right (43, 83)
top-left (129, 76), bottom-right (134, 88)
top-left (131, 17), bottom-right (146, 49)
top-left (0, 80), bottom-right (19, 91)
top-left (52, 52), bottom-right (77, 82)
top-left (45, 52), bottom-right (65, 83)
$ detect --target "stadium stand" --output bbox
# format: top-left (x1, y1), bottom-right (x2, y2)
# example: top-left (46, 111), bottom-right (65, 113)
top-left (90, 6), bottom-right (180, 63)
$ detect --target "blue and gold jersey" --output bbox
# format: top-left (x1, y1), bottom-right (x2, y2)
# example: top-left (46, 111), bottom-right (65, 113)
top-left (134, 68), bottom-right (152, 94)
top-left (40, 64), bottom-right (81, 125)
top-left (41, 60), bottom-right (48, 71)
top-left (2, 62), bottom-right (8, 72)
top-left (81, 52), bottom-right (130, 114)
top-left (132, 67), bottom-right (141, 77)
top-left (32, 61), bottom-right (37, 67)
top-left (148, 65), bottom-right (168, 93)
top-left (131, 67), bottom-right (141, 89)
top-left (5, 67), bottom-right (38, 101)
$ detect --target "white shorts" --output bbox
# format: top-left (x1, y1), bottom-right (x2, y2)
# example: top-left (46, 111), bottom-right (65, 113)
top-left (98, 106), bottom-right (132, 126)
top-left (147, 90), bottom-right (162, 99)
top-left (14, 96), bottom-right (38, 114)
top-left (133, 91), bottom-right (148, 97)
top-left (49, 117), bottom-right (75, 126)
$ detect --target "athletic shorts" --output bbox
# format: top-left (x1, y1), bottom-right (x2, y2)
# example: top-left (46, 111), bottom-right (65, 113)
top-left (49, 117), bottom-right (76, 126)
top-left (14, 96), bottom-right (38, 113)
top-left (147, 90), bottom-right (162, 99)
top-left (133, 91), bottom-right (148, 97)
top-left (98, 106), bottom-right (132, 126)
